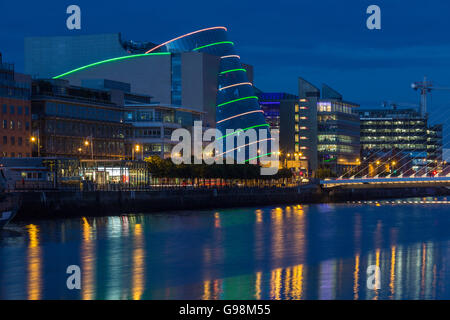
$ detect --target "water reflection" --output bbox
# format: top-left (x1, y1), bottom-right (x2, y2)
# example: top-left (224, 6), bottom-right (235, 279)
top-left (1, 198), bottom-right (450, 299)
top-left (81, 217), bottom-right (95, 300)
top-left (132, 224), bottom-right (145, 300)
top-left (26, 224), bottom-right (41, 300)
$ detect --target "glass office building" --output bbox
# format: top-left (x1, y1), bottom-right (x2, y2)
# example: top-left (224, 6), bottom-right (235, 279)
top-left (359, 107), bottom-right (443, 174)
top-left (124, 103), bottom-right (203, 159)
top-left (317, 99), bottom-right (360, 174)
top-left (31, 79), bottom-right (128, 159)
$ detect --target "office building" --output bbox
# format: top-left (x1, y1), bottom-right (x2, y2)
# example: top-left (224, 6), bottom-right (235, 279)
top-left (298, 79), bottom-right (360, 176)
top-left (124, 103), bottom-right (203, 159)
top-left (297, 78), bottom-right (320, 174)
top-left (317, 85), bottom-right (360, 175)
top-left (359, 107), bottom-right (443, 175)
top-left (31, 79), bottom-right (128, 159)
top-left (0, 52), bottom-right (32, 158)
top-left (257, 90), bottom-right (308, 173)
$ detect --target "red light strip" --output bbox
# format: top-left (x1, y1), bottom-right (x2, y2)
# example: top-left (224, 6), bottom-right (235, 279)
top-left (216, 110), bottom-right (264, 124)
top-left (218, 82), bottom-right (252, 91)
top-left (145, 27), bottom-right (228, 54)
top-left (221, 55), bottom-right (240, 59)
top-left (214, 138), bottom-right (274, 158)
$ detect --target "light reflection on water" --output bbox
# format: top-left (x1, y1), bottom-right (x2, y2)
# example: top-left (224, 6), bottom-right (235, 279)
top-left (1, 197), bottom-right (450, 300)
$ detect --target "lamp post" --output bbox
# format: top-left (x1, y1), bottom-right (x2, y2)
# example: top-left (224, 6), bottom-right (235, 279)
top-left (84, 136), bottom-right (94, 160)
top-left (30, 129), bottom-right (40, 157)
top-left (132, 144), bottom-right (142, 160)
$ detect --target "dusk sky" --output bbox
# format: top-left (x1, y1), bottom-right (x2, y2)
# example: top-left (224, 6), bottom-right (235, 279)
top-left (1, 0), bottom-right (450, 135)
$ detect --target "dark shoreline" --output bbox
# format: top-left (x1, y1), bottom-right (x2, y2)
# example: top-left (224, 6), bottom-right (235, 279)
top-left (11, 184), bottom-right (450, 221)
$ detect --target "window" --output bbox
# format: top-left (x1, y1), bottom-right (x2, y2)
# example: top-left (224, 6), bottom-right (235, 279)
top-left (17, 121), bottom-right (22, 129)
top-left (25, 122), bottom-right (30, 131)
top-left (10, 136), bottom-right (15, 145)
top-left (2, 136), bottom-right (7, 144)
top-left (2, 104), bottom-right (6, 114)
top-left (9, 106), bottom-right (14, 114)
top-left (18, 106), bottom-right (23, 115)
top-left (18, 137), bottom-right (22, 146)
top-left (25, 106), bottom-right (29, 115)
top-left (10, 120), bottom-right (14, 129)
top-left (2, 120), bottom-right (6, 129)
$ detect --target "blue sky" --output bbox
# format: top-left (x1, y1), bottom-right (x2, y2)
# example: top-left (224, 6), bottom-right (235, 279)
top-left (1, 0), bottom-right (450, 133)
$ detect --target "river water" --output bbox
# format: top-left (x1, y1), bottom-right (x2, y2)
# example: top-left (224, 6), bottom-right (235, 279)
top-left (1, 197), bottom-right (450, 300)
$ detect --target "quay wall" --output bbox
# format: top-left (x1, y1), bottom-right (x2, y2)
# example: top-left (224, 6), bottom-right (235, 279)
top-left (13, 185), bottom-right (450, 220)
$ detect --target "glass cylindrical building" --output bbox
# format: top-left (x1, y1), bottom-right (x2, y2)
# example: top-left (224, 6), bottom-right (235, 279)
top-left (146, 27), bottom-right (271, 161)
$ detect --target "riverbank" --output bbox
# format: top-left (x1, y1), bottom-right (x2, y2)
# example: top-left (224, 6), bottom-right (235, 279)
top-left (11, 184), bottom-right (450, 221)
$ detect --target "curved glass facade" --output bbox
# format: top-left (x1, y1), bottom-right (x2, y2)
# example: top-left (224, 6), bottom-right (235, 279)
top-left (146, 27), bottom-right (270, 160)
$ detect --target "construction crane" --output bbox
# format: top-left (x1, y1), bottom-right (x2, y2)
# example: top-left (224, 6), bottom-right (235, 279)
top-left (382, 101), bottom-right (419, 110)
top-left (412, 77), bottom-right (450, 116)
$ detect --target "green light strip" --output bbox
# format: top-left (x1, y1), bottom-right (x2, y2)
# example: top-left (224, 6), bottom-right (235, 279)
top-left (217, 96), bottom-right (258, 108)
top-left (52, 52), bottom-right (171, 79)
top-left (219, 68), bottom-right (246, 75)
top-left (245, 153), bottom-right (273, 163)
top-left (193, 41), bottom-right (234, 51)
top-left (217, 124), bottom-right (270, 140)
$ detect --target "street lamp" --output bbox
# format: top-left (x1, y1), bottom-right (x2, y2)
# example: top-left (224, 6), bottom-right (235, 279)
top-left (133, 144), bottom-right (143, 160)
top-left (30, 135), bottom-right (40, 157)
top-left (84, 136), bottom-right (94, 160)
